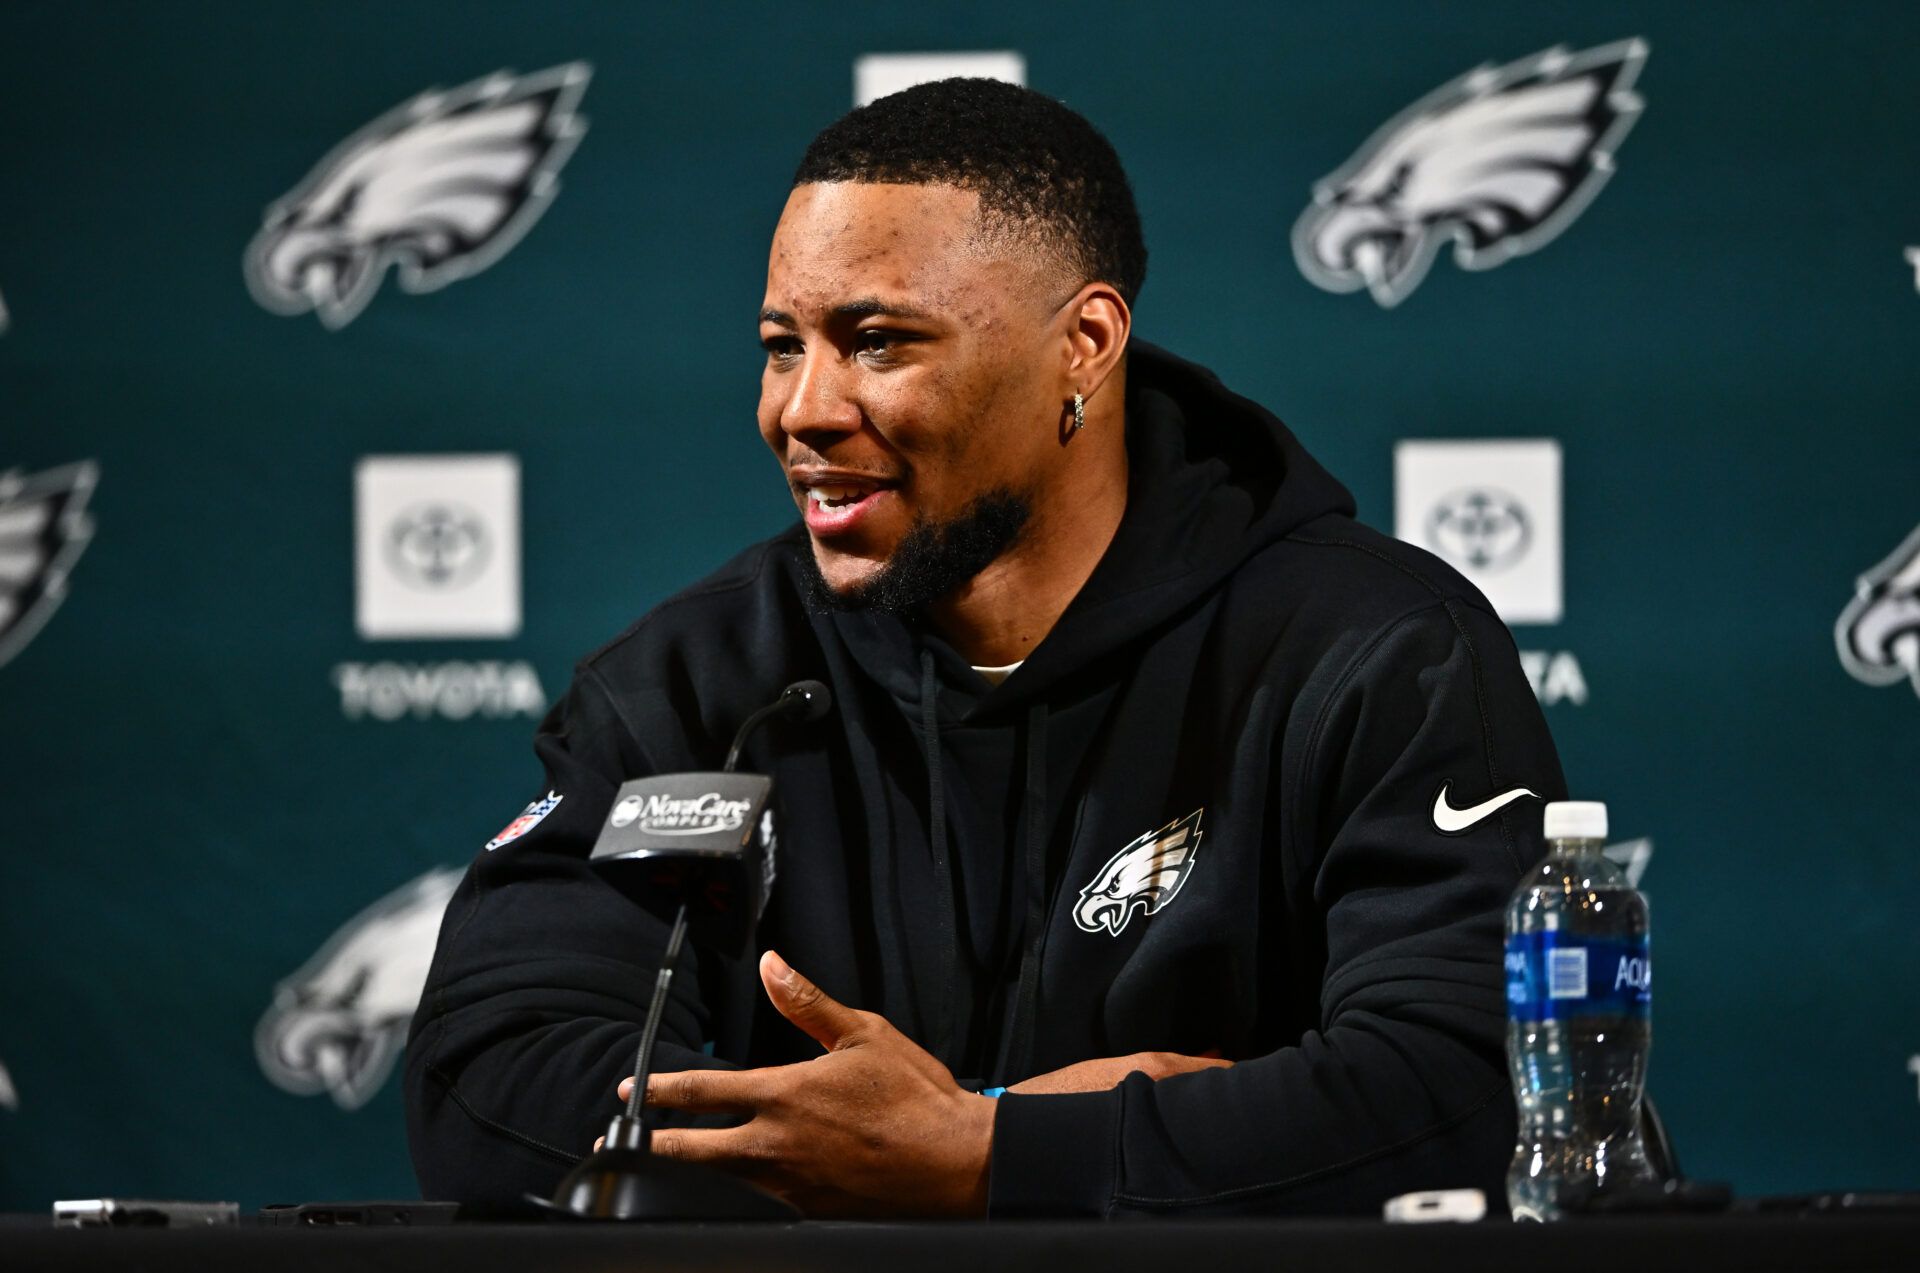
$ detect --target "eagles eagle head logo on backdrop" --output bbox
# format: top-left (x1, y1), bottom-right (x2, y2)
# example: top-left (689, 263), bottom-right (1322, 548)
top-left (0, 461), bottom-right (98, 672)
top-left (245, 63), bottom-right (590, 330)
top-left (1294, 38), bottom-right (1647, 308)
top-left (255, 868), bottom-right (462, 1110)
top-left (1836, 523), bottom-right (1920, 698)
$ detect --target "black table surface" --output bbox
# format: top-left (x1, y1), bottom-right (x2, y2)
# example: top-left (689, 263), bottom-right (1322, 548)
top-left (5, 1213), bottom-right (1920, 1273)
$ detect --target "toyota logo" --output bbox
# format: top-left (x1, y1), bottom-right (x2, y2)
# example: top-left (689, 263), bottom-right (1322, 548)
top-left (385, 503), bottom-right (490, 590)
top-left (1426, 488), bottom-right (1531, 571)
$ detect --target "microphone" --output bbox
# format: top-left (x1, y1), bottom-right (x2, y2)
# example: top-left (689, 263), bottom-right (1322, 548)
top-left (537, 681), bottom-right (831, 1221)
top-left (726, 679), bottom-right (830, 772)
top-left (589, 678), bottom-right (831, 954)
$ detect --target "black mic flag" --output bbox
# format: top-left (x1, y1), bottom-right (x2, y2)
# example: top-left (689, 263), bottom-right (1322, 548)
top-left (587, 680), bottom-right (830, 955)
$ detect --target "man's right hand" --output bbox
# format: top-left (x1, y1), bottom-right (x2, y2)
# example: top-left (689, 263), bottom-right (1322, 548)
top-left (1005, 1051), bottom-right (1230, 1095)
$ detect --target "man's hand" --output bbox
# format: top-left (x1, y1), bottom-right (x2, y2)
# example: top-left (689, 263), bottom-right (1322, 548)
top-left (616, 950), bottom-right (995, 1218)
top-left (1006, 1050), bottom-right (1232, 1095)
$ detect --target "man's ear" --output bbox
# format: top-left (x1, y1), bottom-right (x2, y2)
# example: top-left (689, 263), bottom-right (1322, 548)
top-left (1062, 282), bottom-right (1131, 406)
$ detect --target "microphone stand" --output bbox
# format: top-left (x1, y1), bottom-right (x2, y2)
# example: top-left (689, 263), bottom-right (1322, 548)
top-left (534, 685), bottom-right (831, 1222)
top-left (537, 888), bottom-right (795, 1220)
top-left (622, 902), bottom-right (690, 1142)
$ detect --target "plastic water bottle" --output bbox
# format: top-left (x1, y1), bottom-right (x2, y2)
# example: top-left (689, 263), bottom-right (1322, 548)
top-left (1505, 801), bottom-right (1655, 1220)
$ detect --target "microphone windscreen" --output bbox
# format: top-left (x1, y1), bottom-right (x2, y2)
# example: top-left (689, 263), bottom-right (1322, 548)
top-left (785, 679), bottom-right (832, 721)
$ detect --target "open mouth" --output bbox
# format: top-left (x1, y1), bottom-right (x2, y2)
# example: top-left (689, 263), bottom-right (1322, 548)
top-left (796, 477), bottom-right (897, 534)
top-left (806, 484), bottom-right (873, 512)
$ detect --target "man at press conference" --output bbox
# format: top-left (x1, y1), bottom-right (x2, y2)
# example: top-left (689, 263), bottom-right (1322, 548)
top-left (403, 78), bottom-right (1565, 1218)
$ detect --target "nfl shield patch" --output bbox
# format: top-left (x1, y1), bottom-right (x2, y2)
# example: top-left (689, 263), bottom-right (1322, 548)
top-left (486, 791), bottom-right (563, 851)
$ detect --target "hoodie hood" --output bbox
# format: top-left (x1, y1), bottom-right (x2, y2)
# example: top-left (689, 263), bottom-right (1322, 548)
top-left (830, 340), bottom-right (1355, 708)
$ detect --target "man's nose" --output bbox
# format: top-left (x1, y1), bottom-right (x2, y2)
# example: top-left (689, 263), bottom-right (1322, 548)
top-left (778, 348), bottom-right (862, 443)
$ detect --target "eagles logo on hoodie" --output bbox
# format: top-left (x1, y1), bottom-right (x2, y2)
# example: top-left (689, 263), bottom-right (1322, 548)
top-left (1074, 810), bottom-right (1205, 937)
top-left (245, 63), bottom-right (590, 330)
top-left (1294, 38), bottom-right (1646, 308)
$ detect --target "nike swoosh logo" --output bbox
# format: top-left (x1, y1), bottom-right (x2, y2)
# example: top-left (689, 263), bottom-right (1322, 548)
top-left (1431, 782), bottom-right (1540, 835)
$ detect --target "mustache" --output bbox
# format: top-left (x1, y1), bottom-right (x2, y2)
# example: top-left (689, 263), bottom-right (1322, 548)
top-left (785, 455), bottom-right (904, 484)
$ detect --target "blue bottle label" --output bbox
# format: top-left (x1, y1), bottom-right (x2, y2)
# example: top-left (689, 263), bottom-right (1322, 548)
top-left (1505, 930), bottom-right (1650, 1021)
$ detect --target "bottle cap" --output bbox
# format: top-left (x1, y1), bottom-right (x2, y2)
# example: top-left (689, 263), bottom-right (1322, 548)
top-left (1543, 800), bottom-right (1607, 841)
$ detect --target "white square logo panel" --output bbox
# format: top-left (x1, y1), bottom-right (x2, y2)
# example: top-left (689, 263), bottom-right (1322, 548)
top-left (1394, 439), bottom-right (1562, 624)
top-left (355, 454), bottom-right (520, 639)
top-left (854, 51), bottom-right (1025, 107)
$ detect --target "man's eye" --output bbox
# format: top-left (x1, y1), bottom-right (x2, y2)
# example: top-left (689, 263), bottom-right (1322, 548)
top-left (856, 330), bottom-right (907, 359)
top-left (762, 336), bottom-right (800, 361)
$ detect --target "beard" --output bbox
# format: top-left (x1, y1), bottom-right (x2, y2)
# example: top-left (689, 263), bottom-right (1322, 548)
top-left (801, 489), bottom-right (1033, 617)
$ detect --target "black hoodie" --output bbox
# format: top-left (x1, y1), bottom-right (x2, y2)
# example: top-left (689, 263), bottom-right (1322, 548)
top-left (403, 342), bottom-right (1566, 1217)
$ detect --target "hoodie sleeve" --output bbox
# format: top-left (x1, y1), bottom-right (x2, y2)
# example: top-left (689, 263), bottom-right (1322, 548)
top-left (989, 598), bottom-right (1564, 1216)
top-left (403, 664), bottom-right (733, 1210)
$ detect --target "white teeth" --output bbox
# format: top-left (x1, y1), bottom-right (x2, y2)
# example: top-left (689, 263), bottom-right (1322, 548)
top-left (808, 485), bottom-right (863, 509)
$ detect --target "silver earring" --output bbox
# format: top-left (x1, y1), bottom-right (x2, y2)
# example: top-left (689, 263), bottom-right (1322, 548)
top-left (1072, 392), bottom-right (1086, 433)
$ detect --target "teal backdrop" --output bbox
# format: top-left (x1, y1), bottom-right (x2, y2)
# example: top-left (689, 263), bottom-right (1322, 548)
top-left (3, 0), bottom-right (1917, 1210)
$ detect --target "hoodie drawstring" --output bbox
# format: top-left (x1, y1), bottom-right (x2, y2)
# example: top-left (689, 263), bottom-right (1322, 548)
top-left (918, 650), bottom-right (959, 1061)
top-left (843, 692), bottom-right (927, 1043)
top-left (920, 651), bottom-right (1054, 1084)
top-left (1000, 700), bottom-right (1050, 1084)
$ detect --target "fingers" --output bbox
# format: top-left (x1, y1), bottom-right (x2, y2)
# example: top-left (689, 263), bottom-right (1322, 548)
top-left (1004, 1057), bottom-right (1135, 1095)
top-left (641, 1067), bottom-right (769, 1113)
top-left (760, 949), bottom-right (867, 1052)
top-left (1127, 1051), bottom-right (1234, 1081)
top-left (1003, 1052), bottom-right (1236, 1094)
top-left (649, 1125), bottom-right (770, 1169)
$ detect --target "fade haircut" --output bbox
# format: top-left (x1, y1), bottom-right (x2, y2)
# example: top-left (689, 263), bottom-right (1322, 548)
top-left (793, 78), bottom-right (1148, 306)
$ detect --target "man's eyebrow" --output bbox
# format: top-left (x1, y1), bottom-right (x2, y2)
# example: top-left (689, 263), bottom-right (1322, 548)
top-left (757, 299), bottom-right (934, 327)
top-left (831, 298), bottom-right (933, 322)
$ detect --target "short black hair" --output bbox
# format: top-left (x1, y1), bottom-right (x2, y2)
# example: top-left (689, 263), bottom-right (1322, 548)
top-left (794, 78), bottom-right (1148, 306)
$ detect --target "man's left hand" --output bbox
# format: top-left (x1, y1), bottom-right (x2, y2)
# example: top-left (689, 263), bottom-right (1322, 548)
top-left (618, 950), bottom-right (995, 1218)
